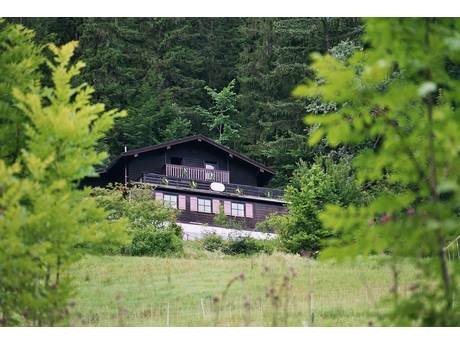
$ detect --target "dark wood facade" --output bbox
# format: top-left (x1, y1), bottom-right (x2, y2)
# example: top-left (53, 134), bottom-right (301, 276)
top-left (151, 183), bottom-right (286, 230)
top-left (84, 135), bottom-right (287, 230)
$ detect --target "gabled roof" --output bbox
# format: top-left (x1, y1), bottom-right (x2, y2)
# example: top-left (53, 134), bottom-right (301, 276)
top-left (102, 135), bottom-right (275, 175)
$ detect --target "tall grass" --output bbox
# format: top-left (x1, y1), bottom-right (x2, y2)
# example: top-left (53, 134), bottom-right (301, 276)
top-left (68, 249), bottom-right (418, 326)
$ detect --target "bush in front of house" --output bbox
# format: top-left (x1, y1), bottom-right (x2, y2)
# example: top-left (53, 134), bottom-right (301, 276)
top-left (92, 183), bottom-right (184, 257)
top-left (213, 205), bottom-right (247, 230)
top-left (222, 237), bottom-right (260, 255)
top-left (202, 233), bottom-right (276, 255)
top-left (202, 233), bottom-right (225, 252)
top-left (127, 228), bottom-right (183, 257)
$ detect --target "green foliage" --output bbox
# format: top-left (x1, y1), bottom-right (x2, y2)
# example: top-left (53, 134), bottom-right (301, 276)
top-left (212, 204), bottom-right (247, 230)
top-left (328, 39), bottom-right (362, 62)
top-left (0, 34), bottom-right (128, 326)
top-left (213, 205), bottom-right (229, 227)
top-left (202, 233), bottom-right (225, 252)
top-left (128, 229), bottom-right (183, 257)
top-left (92, 184), bottom-right (183, 257)
top-left (236, 18), bottom-right (363, 185)
top-left (222, 237), bottom-right (275, 256)
top-left (0, 19), bottom-right (42, 163)
top-left (201, 233), bottom-right (275, 256)
top-left (16, 18), bottom-right (362, 184)
top-left (294, 18), bottom-right (460, 325)
top-left (162, 117), bottom-right (192, 141)
top-left (268, 156), bottom-right (362, 254)
top-left (74, 18), bottom-right (243, 156)
top-left (204, 79), bottom-right (241, 146)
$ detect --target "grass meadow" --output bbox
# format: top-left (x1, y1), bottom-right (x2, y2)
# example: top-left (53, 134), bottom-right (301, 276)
top-left (68, 242), bottom-right (418, 326)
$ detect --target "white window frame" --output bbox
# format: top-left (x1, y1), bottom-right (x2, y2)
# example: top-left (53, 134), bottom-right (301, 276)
top-left (163, 194), bottom-right (178, 209)
top-left (231, 202), bottom-right (245, 217)
top-left (197, 198), bottom-right (212, 213)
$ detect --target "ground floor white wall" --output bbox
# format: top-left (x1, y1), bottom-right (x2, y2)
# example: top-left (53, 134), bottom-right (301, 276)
top-left (178, 222), bottom-right (277, 240)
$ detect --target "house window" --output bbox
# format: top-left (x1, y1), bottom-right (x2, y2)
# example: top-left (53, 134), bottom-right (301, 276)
top-left (171, 157), bottom-right (183, 165)
top-left (163, 194), bottom-right (178, 209)
top-left (231, 202), bottom-right (245, 217)
top-left (198, 198), bottom-right (212, 213)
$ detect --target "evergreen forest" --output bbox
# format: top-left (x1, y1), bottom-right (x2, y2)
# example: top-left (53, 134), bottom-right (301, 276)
top-left (10, 17), bottom-right (363, 186)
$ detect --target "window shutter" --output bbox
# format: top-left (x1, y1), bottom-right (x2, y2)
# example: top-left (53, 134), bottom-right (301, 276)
top-left (245, 203), bottom-right (254, 218)
top-left (224, 201), bottom-right (231, 215)
top-left (155, 192), bottom-right (163, 201)
top-left (178, 195), bottom-right (186, 210)
top-left (212, 199), bottom-right (221, 214)
top-left (190, 196), bottom-right (198, 212)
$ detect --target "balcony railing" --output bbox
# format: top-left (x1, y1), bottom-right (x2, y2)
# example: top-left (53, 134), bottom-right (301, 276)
top-left (142, 172), bottom-right (285, 200)
top-left (165, 163), bottom-right (230, 183)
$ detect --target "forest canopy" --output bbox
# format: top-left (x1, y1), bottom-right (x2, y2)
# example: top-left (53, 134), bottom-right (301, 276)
top-left (9, 18), bottom-right (363, 186)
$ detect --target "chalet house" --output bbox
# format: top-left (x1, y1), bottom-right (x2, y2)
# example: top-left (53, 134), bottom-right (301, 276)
top-left (85, 135), bottom-right (287, 230)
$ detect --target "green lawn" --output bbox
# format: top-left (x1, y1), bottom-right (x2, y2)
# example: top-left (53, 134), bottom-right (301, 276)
top-left (69, 245), bottom-right (417, 326)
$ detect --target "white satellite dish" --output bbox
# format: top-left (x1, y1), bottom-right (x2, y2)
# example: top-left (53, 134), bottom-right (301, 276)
top-left (210, 182), bottom-right (225, 192)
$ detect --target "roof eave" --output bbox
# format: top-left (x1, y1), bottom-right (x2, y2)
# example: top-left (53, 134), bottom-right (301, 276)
top-left (103, 134), bottom-right (276, 176)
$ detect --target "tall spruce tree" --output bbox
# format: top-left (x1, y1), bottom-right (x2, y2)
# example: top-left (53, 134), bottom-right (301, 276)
top-left (77, 18), bottom-right (244, 157)
top-left (236, 18), bottom-right (363, 186)
top-left (11, 18), bottom-right (364, 186)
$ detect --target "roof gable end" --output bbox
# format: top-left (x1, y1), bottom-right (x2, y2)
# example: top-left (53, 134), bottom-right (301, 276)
top-left (121, 135), bottom-right (275, 175)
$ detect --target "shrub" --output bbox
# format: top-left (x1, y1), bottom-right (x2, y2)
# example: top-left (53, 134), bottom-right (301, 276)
top-left (269, 156), bottom-right (363, 254)
top-left (127, 229), bottom-right (183, 257)
top-left (280, 232), bottom-right (321, 254)
top-left (256, 239), bottom-right (277, 255)
top-left (92, 184), bottom-right (184, 257)
top-left (202, 233), bottom-right (225, 252)
top-left (222, 237), bottom-right (275, 256)
top-left (213, 205), bottom-right (246, 230)
top-left (202, 234), bottom-right (276, 255)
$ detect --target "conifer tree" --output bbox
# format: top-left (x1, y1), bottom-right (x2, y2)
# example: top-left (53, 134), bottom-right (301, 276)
top-left (236, 18), bottom-right (363, 185)
top-left (204, 79), bottom-right (241, 147)
top-left (0, 19), bottom-right (42, 163)
top-left (0, 29), bottom-right (128, 325)
top-left (10, 17), bottom-right (365, 185)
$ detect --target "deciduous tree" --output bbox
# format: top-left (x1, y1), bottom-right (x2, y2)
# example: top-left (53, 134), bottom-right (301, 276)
top-left (294, 18), bottom-right (460, 325)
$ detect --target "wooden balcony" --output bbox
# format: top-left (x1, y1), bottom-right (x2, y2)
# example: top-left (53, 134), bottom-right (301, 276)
top-left (142, 172), bottom-right (284, 200)
top-left (165, 163), bottom-right (230, 183)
